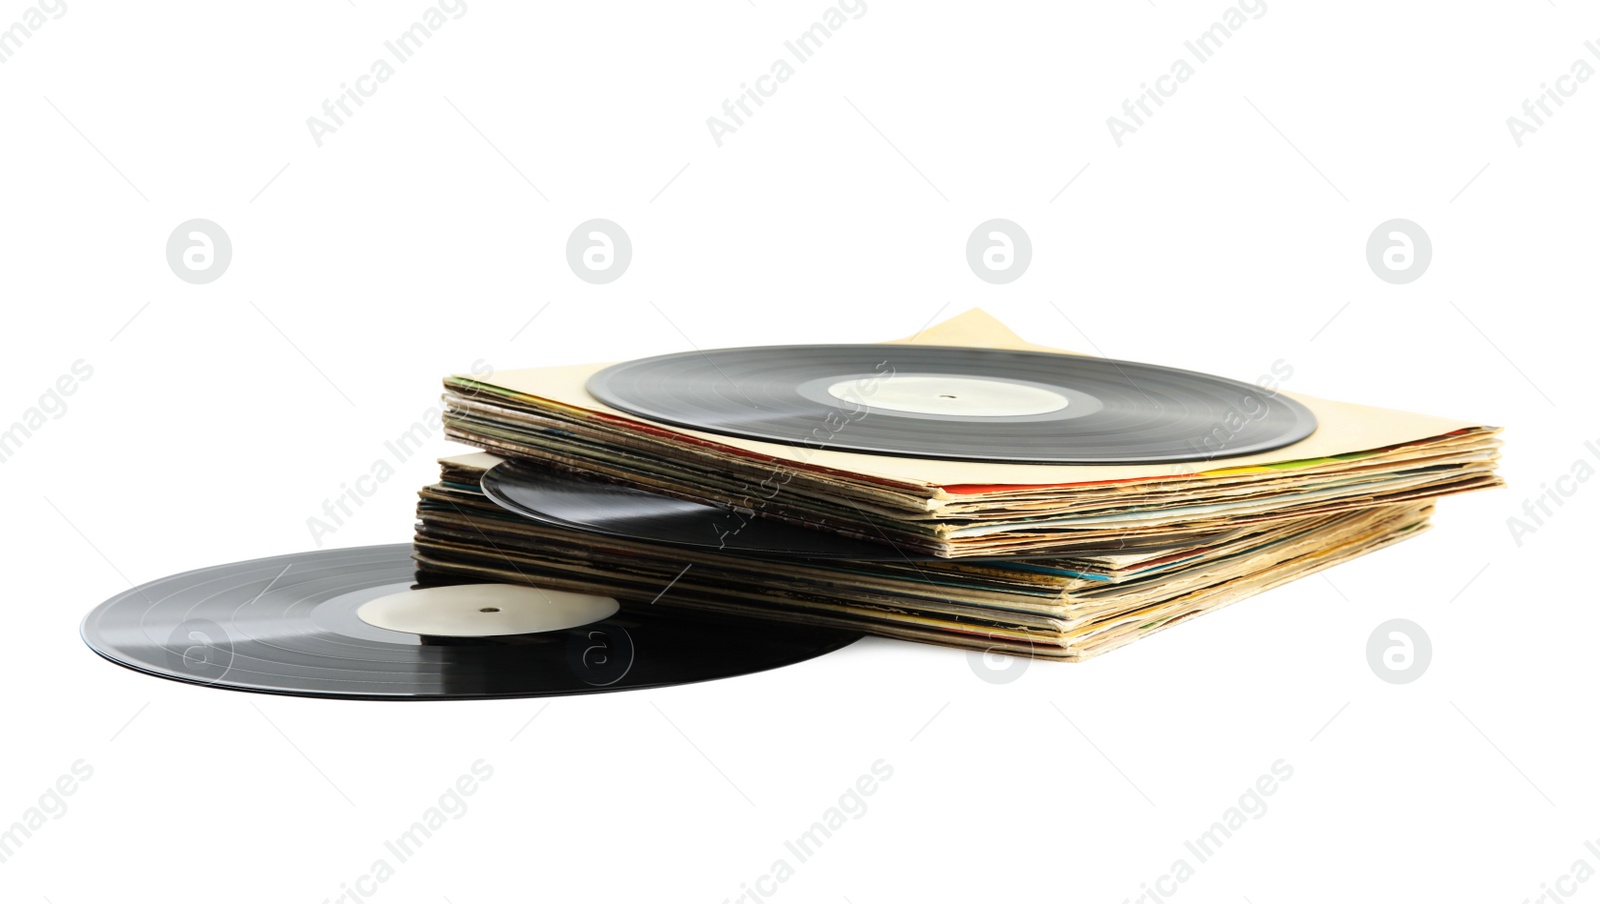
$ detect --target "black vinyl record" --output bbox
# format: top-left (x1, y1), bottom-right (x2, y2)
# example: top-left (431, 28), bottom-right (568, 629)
top-left (481, 460), bottom-right (942, 561)
top-left (80, 545), bottom-right (859, 700)
top-left (586, 344), bottom-right (1317, 464)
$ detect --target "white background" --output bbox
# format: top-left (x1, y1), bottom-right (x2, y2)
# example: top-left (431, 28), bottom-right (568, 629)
top-left (2, 2), bottom-right (1596, 902)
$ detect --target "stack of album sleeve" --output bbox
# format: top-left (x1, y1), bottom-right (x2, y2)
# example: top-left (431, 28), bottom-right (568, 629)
top-left (410, 310), bottom-right (1502, 661)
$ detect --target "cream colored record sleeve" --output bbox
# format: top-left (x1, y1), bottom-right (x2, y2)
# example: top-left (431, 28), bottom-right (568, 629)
top-left (450, 309), bottom-right (1492, 491)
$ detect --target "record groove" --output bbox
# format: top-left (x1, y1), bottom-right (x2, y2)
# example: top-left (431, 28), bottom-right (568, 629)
top-left (586, 344), bottom-right (1317, 464)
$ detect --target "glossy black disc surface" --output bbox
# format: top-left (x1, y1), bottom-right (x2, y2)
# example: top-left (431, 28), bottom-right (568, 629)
top-left (80, 545), bottom-right (859, 700)
top-left (586, 344), bottom-right (1317, 464)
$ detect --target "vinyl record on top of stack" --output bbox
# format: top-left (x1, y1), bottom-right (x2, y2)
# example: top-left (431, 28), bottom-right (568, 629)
top-left (584, 344), bottom-right (1318, 464)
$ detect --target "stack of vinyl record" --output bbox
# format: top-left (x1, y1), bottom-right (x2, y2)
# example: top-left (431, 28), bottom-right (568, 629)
top-left (413, 310), bottom-right (1502, 661)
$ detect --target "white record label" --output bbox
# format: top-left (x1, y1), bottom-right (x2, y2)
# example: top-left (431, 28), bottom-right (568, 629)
top-left (357, 584), bottom-right (619, 637)
top-left (828, 374), bottom-right (1071, 417)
